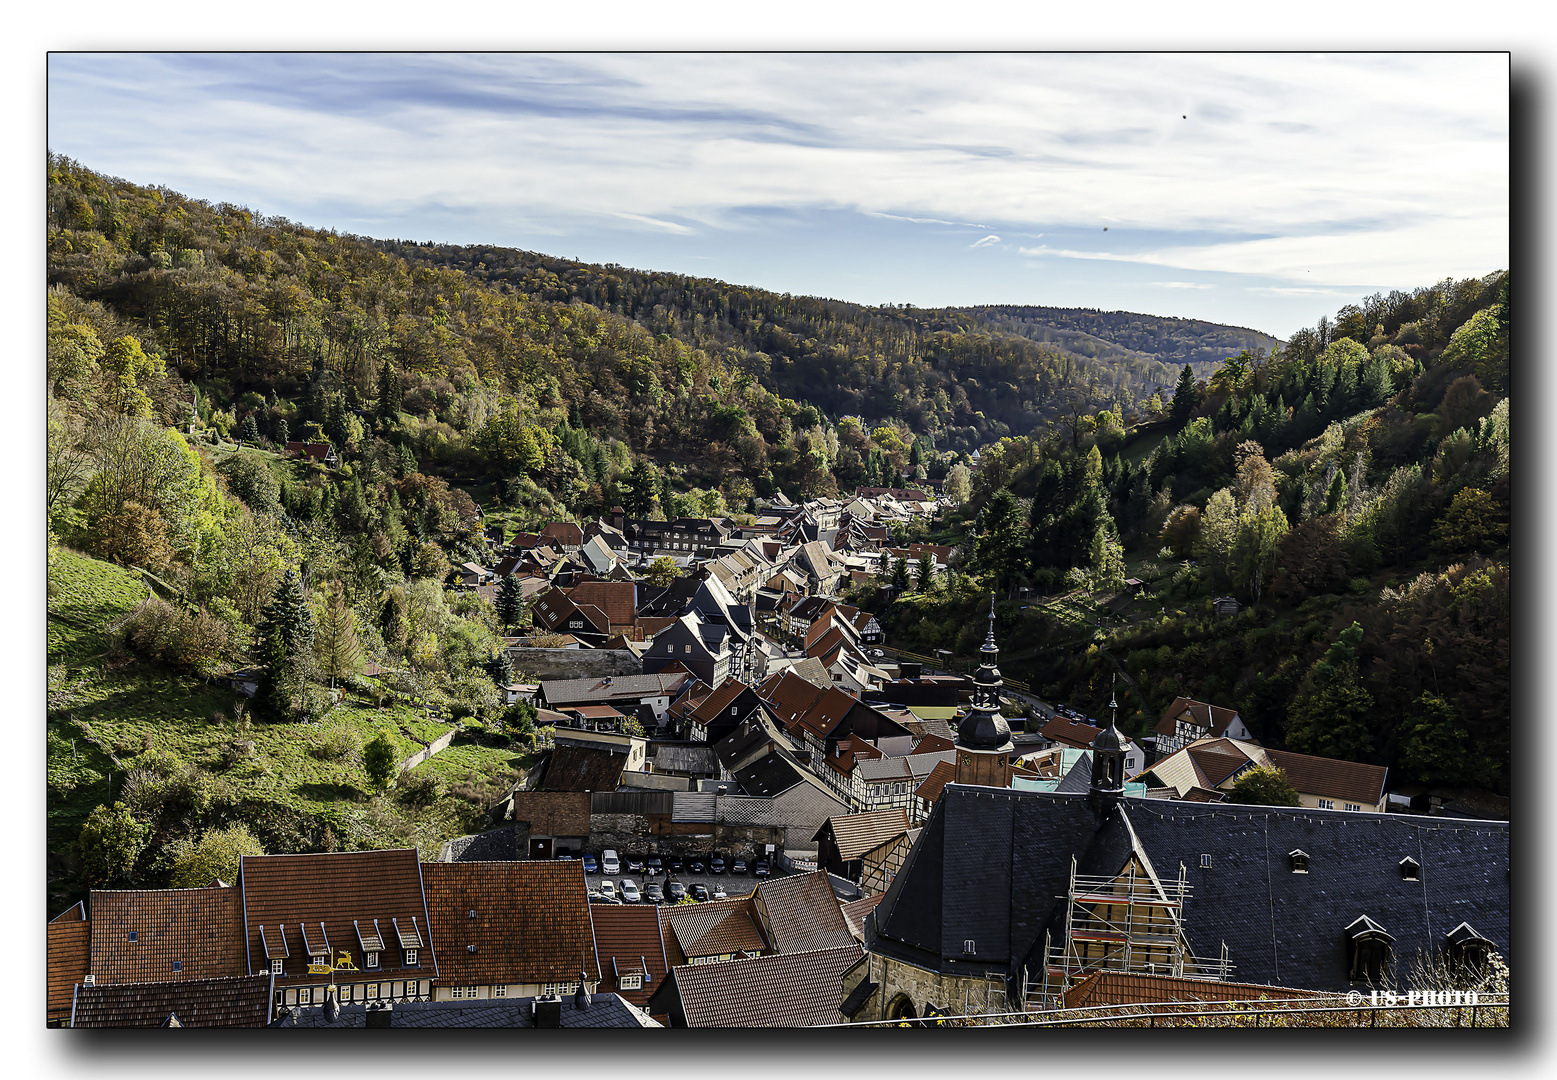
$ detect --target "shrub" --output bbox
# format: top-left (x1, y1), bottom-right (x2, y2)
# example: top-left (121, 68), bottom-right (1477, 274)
top-left (78, 802), bottom-right (150, 885)
top-left (396, 772), bottom-right (444, 808)
top-left (168, 824), bottom-right (264, 888)
top-left (308, 721), bottom-right (362, 763)
top-left (123, 597), bottom-right (234, 673)
top-left (363, 729), bottom-right (401, 789)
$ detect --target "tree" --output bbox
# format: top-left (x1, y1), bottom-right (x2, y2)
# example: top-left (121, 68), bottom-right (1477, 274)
top-left (260, 568), bottom-right (314, 661)
top-left (169, 824), bottom-right (264, 888)
top-left (502, 699), bottom-right (539, 745)
top-left (1194, 488), bottom-right (1240, 580)
top-left (891, 556), bottom-right (910, 592)
top-left (1270, 516), bottom-right (1349, 603)
top-left (1400, 692), bottom-right (1492, 788)
top-left (239, 413), bottom-right (261, 445)
top-left (1231, 505), bottom-right (1289, 602)
top-left (944, 463), bottom-right (972, 502)
top-left (915, 552), bottom-right (936, 593)
top-left (77, 802), bottom-right (150, 886)
top-left (313, 582), bottom-right (365, 685)
top-left (1433, 487), bottom-right (1506, 555)
top-left (1171, 364), bottom-right (1199, 423)
top-left (495, 574), bottom-right (524, 633)
top-left (483, 649), bottom-right (514, 687)
top-left (1227, 764), bottom-right (1301, 806)
top-left (1285, 622), bottom-right (1376, 762)
top-left (376, 359), bottom-right (403, 422)
top-left (273, 417), bottom-right (289, 448)
top-left (975, 488), bottom-right (1026, 595)
top-left (101, 335), bottom-right (166, 417)
top-left (1086, 523), bottom-right (1126, 591)
top-left (646, 556), bottom-right (681, 587)
top-left (216, 451), bottom-right (281, 515)
top-left (1158, 504), bottom-right (1201, 561)
top-left (364, 728), bottom-right (401, 789)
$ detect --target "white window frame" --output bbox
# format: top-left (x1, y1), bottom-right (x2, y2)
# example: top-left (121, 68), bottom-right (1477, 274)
top-left (271, 959), bottom-right (284, 974)
top-left (365, 951), bottom-right (380, 969)
top-left (1344, 803), bottom-right (1362, 812)
top-left (493, 985), bottom-right (507, 998)
top-left (404, 948), bottom-right (419, 966)
top-left (311, 954), bottom-right (326, 968)
top-left (619, 973), bottom-right (643, 991)
top-left (1317, 798), bottom-right (1335, 810)
top-left (542, 981), bottom-right (581, 996)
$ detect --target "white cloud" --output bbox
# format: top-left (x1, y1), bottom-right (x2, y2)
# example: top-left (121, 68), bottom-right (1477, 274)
top-left (1152, 281), bottom-right (1213, 289)
top-left (970, 235), bottom-right (1001, 248)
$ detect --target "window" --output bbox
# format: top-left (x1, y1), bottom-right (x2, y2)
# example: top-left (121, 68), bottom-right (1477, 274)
top-left (730, 706), bottom-right (739, 715)
top-left (404, 949), bottom-right (418, 966)
top-left (538, 602), bottom-right (548, 611)
top-left (365, 951), bottom-right (380, 969)
top-left (492, 985), bottom-right (507, 998)
top-left (684, 644), bottom-right (692, 654)
top-left (298, 987), bottom-right (312, 1004)
top-left (963, 939), bottom-right (977, 954)
top-left (271, 959), bottom-right (284, 974)
top-left (128, 932), bottom-right (138, 942)
top-left (1399, 857), bottom-right (1421, 882)
top-left (542, 981), bottom-right (581, 996)
top-left (1317, 798), bottom-right (1335, 810)
top-left (171, 961), bottom-right (182, 972)
top-left (1289, 849), bottom-right (1310, 874)
top-left (311, 954), bottom-right (327, 968)
top-left (619, 974), bottom-right (643, 991)
top-left (450, 986), bottom-right (478, 1000)
top-left (1345, 803), bottom-right (1362, 812)
top-left (367, 983), bottom-right (380, 999)
top-left (1199, 854), bottom-right (1213, 869)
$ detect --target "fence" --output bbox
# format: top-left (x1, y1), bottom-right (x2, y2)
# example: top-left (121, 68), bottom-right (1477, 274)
top-left (824, 994), bottom-right (1510, 1029)
top-left (398, 728), bottom-right (455, 773)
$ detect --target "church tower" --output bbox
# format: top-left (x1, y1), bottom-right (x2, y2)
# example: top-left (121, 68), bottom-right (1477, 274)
top-left (1089, 678), bottom-right (1128, 816)
top-left (954, 596), bottom-right (1014, 788)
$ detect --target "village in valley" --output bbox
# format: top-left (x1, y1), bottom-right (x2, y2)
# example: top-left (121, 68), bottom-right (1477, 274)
top-left (48, 477), bottom-right (1510, 1029)
top-left (43, 51), bottom-right (1510, 1035)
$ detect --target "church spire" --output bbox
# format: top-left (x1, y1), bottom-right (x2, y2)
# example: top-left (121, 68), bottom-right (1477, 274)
top-left (955, 593), bottom-right (1014, 788)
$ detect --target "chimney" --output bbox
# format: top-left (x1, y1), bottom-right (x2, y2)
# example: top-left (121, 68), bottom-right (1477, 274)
top-left (533, 994), bottom-right (562, 1028)
top-left (365, 1002), bottom-right (392, 1028)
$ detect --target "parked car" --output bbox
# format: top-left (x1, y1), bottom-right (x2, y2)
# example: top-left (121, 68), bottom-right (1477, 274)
top-left (666, 880), bottom-right (687, 902)
top-left (620, 879), bottom-right (641, 903)
top-left (601, 849), bottom-right (620, 875)
top-left (644, 881), bottom-right (664, 904)
top-left (713, 883), bottom-right (728, 899)
top-left (709, 854), bottom-right (726, 874)
top-left (753, 859), bottom-right (770, 878)
top-left (600, 880), bottom-right (617, 901)
top-left (646, 856), bottom-right (663, 874)
top-left (581, 854), bottom-right (599, 874)
top-left (732, 857), bottom-right (748, 874)
top-left (626, 855), bottom-right (646, 874)
top-left (689, 858), bottom-right (705, 873)
top-left (690, 883), bottom-right (709, 902)
top-left (669, 857), bottom-right (685, 874)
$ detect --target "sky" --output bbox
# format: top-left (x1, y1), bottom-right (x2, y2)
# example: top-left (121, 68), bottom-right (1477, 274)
top-left (45, 52), bottom-right (1508, 339)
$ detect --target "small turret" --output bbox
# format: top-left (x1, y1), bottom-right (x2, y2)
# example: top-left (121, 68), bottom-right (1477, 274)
top-left (954, 595), bottom-right (1014, 788)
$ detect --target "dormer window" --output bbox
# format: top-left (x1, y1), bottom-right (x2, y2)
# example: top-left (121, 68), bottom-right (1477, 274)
top-left (1289, 849), bottom-right (1310, 874)
top-left (619, 973), bottom-right (643, 991)
top-left (405, 948), bottom-right (419, 966)
top-left (1346, 916), bottom-right (1395, 984)
top-left (365, 951), bottom-right (380, 969)
top-left (171, 961), bottom-right (182, 972)
top-left (1445, 922), bottom-right (1494, 979)
top-left (1200, 854), bottom-right (1213, 869)
top-left (1400, 857), bottom-right (1421, 882)
top-left (128, 931), bottom-right (138, 942)
top-left (271, 959), bottom-right (284, 974)
top-left (311, 954), bottom-right (327, 968)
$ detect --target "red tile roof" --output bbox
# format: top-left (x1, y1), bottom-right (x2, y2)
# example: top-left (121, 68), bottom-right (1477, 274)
top-left (658, 945), bottom-right (863, 1027)
top-left (89, 886), bottom-right (247, 987)
top-left (1062, 970), bottom-right (1322, 1010)
top-left (839, 893), bottom-right (887, 941)
top-left (47, 914), bottom-right (91, 1024)
top-left (1039, 715), bottom-right (1106, 749)
top-left (590, 905), bottom-right (669, 1007)
top-left (238, 849), bottom-right (433, 985)
top-left (759, 670), bottom-right (829, 727)
top-left (913, 758), bottom-right (957, 805)
top-left (1264, 748), bottom-right (1389, 806)
top-left (542, 743), bottom-right (629, 793)
top-left (540, 522), bottom-right (584, 546)
top-left (567, 581), bottom-right (638, 627)
top-left (751, 872), bottom-right (857, 954)
top-left (422, 862), bottom-right (599, 987)
top-left (1155, 696), bottom-right (1243, 738)
top-left (689, 680), bottom-right (754, 726)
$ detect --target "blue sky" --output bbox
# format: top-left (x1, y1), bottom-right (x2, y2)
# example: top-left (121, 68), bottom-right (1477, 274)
top-left (47, 52), bottom-right (1507, 338)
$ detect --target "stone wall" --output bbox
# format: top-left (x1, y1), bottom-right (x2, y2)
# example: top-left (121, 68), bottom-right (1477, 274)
top-left (582, 814), bottom-right (783, 861)
top-left (507, 649), bottom-right (642, 681)
top-left (864, 952), bottom-right (1010, 1023)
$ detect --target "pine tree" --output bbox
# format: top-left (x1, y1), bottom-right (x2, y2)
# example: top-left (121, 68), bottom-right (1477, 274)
top-left (495, 574), bottom-right (524, 633)
top-left (483, 649), bottom-right (514, 687)
top-left (1285, 622), bottom-right (1375, 761)
top-left (273, 417), bottom-right (289, 448)
top-left (239, 413), bottom-right (260, 445)
top-left (376, 360), bottom-right (402, 422)
top-left (313, 583), bottom-right (364, 685)
top-left (1171, 364), bottom-right (1198, 423)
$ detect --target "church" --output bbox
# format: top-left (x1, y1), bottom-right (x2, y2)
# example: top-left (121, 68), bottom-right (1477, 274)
top-left (841, 608), bottom-right (1510, 1022)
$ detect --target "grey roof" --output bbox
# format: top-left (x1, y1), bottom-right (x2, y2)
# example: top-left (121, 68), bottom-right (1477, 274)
top-left (672, 792), bottom-right (718, 822)
top-left (273, 994), bottom-right (659, 1028)
top-left (854, 750), bottom-right (956, 783)
top-left (867, 785), bottom-right (1511, 994)
top-left (654, 745), bottom-right (719, 774)
top-left (540, 673), bottom-right (686, 706)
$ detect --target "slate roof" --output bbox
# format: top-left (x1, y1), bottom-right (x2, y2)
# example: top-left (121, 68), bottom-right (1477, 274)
top-left (47, 906), bottom-right (91, 1024)
top-left (509, 791), bottom-right (592, 836)
top-left (855, 750), bottom-right (955, 784)
top-left (654, 744), bottom-right (719, 774)
top-left (69, 973), bottom-right (276, 1028)
top-left (759, 669), bottom-right (829, 724)
top-left (867, 785), bottom-right (1510, 994)
top-left (814, 809), bottom-right (912, 860)
top-left (650, 945), bottom-right (863, 1028)
top-left (734, 749), bottom-right (810, 797)
top-left (543, 743), bottom-right (629, 793)
top-left (88, 886), bottom-right (247, 986)
top-left (238, 850), bottom-right (434, 984)
top-left (422, 862), bottom-right (600, 986)
top-left (753, 872), bottom-right (858, 953)
top-left (274, 993), bottom-right (660, 1027)
top-left (541, 672), bottom-right (689, 707)
top-left (590, 904), bottom-right (670, 1006)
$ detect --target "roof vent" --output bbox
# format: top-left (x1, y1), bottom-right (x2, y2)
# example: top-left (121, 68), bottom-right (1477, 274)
top-left (468, 910), bottom-right (476, 919)
top-left (1400, 857), bottom-right (1421, 881)
top-left (467, 944), bottom-right (477, 952)
top-left (1199, 854), bottom-right (1213, 869)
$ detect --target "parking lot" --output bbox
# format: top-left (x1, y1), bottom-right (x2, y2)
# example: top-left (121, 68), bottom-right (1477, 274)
top-left (582, 857), bottom-right (780, 904)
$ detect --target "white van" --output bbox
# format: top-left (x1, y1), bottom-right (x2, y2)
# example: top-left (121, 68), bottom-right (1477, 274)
top-left (601, 849), bottom-right (620, 875)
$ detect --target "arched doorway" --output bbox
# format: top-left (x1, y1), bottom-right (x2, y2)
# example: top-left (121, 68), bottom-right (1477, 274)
top-left (886, 994), bottom-right (917, 1023)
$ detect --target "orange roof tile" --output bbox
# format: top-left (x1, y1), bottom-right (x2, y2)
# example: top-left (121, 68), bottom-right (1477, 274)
top-left (89, 886), bottom-right (247, 987)
top-left (422, 862), bottom-right (599, 987)
top-left (590, 905), bottom-right (669, 1007)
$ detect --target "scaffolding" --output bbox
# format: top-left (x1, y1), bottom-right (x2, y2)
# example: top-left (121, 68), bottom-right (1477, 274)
top-left (1027, 855), bottom-right (1233, 1009)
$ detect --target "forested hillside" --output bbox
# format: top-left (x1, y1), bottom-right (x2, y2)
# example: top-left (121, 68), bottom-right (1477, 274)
top-left (872, 272), bottom-right (1510, 797)
top-left (962, 305), bottom-right (1279, 374)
